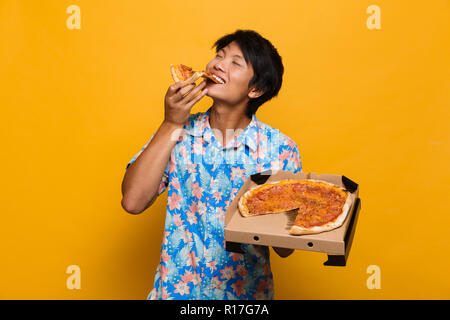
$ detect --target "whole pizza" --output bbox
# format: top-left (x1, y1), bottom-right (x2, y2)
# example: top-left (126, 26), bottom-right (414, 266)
top-left (238, 179), bottom-right (352, 235)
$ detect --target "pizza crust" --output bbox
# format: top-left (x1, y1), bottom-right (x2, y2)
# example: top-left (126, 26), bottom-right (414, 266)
top-left (237, 179), bottom-right (352, 235)
top-left (171, 64), bottom-right (201, 85)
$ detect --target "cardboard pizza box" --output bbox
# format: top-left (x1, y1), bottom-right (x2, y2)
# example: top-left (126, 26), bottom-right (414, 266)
top-left (224, 170), bottom-right (362, 266)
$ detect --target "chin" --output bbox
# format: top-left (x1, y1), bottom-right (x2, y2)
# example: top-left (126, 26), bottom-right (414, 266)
top-left (204, 82), bottom-right (239, 105)
top-left (204, 86), bottom-right (222, 99)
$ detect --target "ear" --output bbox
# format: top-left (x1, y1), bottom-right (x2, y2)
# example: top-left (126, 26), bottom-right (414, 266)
top-left (248, 87), bottom-right (264, 99)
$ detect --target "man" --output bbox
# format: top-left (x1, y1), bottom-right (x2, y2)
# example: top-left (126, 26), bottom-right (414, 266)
top-left (121, 30), bottom-right (302, 300)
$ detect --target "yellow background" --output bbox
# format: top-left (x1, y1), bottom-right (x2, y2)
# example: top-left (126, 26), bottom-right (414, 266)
top-left (1, 0), bottom-right (449, 299)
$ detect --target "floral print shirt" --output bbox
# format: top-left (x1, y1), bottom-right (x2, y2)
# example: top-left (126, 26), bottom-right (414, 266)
top-left (126, 108), bottom-right (302, 300)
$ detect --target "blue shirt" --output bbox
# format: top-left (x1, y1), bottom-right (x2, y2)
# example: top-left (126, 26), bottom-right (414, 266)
top-left (126, 108), bottom-right (302, 299)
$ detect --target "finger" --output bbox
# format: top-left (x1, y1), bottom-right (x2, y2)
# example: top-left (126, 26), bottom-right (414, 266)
top-left (172, 83), bottom-right (196, 102)
top-left (186, 88), bottom-right (208, 109)
top-left (170, 82), bottom-right (195, 102)
top-left (181, 81), bottom-right (207, 104)
top-left (168, 81), bottom-right (185, 94)
top-left (178, 83), bottom-right (197, 97)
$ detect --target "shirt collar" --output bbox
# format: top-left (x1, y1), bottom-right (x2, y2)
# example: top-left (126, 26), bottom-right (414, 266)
top-left (185, 108), bottom-right (260, 152)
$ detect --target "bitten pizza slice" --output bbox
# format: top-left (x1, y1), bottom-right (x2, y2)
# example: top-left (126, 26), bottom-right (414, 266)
top-left (200, 71), bottom-right (225, 84)
top-left (170, 64), bottom-right (201, 85)
top-left (170, 64), bottom-right (223, 85)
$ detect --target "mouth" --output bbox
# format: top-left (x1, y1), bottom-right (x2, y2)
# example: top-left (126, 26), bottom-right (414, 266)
top-left (211, 73), bottom-right (226, 84)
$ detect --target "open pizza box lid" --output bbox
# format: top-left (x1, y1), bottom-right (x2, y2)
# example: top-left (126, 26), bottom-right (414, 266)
top-left (224, 170), bottom-right (362, 266)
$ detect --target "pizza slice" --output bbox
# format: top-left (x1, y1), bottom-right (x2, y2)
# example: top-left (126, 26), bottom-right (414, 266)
top-left (200, 71), bottom-right (225, 84)
top-left (170, 64), bottom-right (223, 85)
top-left (238, 179), bottom-right (352, 235)
top-left (170, 64), bottom-right (201, 85)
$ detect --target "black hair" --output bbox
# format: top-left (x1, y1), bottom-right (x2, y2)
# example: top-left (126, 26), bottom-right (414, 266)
top-left (212, 29), bottom-right (284, 118)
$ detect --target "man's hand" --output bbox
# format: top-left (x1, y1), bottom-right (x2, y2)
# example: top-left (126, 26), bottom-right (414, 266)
top-left (163, 80), bottom-right (208, 127)
top-left (273, 247), bottom-right (294, 258)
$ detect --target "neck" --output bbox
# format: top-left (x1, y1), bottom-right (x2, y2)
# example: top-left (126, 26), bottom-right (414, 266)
top-left (208, 102), bottom-right (252, 147)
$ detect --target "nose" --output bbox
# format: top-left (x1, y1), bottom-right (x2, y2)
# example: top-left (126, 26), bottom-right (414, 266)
top-left (214, 60), bottom-right (226, 73)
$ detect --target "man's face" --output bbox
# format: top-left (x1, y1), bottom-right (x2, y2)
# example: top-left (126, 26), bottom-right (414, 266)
top-left (205, 41), bottom-right (259, 106)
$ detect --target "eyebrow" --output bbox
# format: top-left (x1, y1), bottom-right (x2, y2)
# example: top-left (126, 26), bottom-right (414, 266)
top-left (219, 48), bottom-right (246, 63)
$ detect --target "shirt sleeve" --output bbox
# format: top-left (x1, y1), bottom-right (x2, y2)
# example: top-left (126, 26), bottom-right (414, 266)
top-left (126, 134), bottom-right (171, 196)
top-left (279, 138), bottom-right (303, 174)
